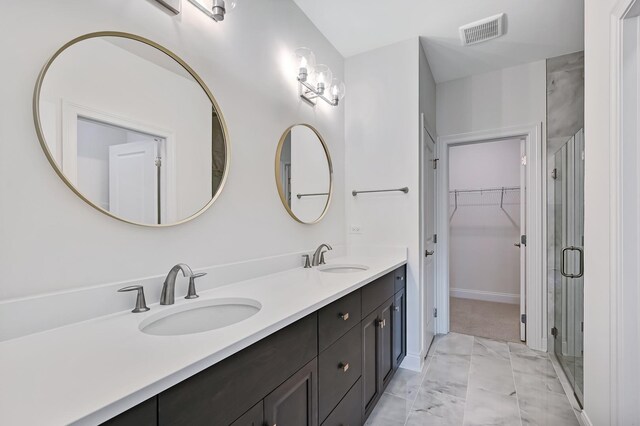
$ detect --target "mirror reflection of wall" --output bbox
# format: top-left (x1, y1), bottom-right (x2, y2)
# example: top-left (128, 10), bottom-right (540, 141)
top-left (35, 33), bottom-right (228, 226)
top-left (276, 124), bottom-right (332, 224)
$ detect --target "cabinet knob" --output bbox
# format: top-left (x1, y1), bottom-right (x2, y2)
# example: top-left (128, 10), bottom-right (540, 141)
top-left (377, 319), bottom-right (386, 328)
top-left (339, 362), bottom-right (350, 372)
top-left (397, 276), bottom-right (404, 281)
top-left (393, 306), bottom-right (400, 312)
top-left (339, 312), bottom-right (350, 321)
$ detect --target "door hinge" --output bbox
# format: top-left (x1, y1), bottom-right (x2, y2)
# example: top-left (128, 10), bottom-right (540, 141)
top-left (434, 234), bottom-right (438, 244)
top-left (551, 168), bottom-right (558, 180)
top-left (433, 308), bottom-right (438, 318)
top-left (581, 322), bottom-right (584, 332)
top-left (521, 314), bottom-right (526, 324)
top-left (433, 158), bottom-right (439, 169)
top-left (551, 327), bottom-right (558, 338)
top-left (521, 235), bottom-right (527, 246)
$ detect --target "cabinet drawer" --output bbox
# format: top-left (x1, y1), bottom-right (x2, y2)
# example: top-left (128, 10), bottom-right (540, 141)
top-left (318, 325), bottom-right (362, 423)
top-left (361, 272), bottom-right (394, 317)
top-left (158, 313), bottom-right (318, 426)
top-left (318, 290), bottom-right (361, 352)
top-left (394, 266), bottom-right (406, 293)
top-left (321, 379), bottom-right (362, 426)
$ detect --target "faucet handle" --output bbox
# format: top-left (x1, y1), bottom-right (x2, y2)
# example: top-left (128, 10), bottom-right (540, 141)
top-left (186, 273), bottom-right (207, 300)
top-left (319, 251), bottom-right (327, 265)
top-left (302, 254), bottom-right (312, 268)
top-left (118, 285), bottom-right (150, 313)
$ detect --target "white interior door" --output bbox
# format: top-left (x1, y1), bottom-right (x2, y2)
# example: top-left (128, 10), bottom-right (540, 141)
top-left (109, 140), bottom-right (159, 224)
top-left (422, 118), bottom-right (437, 352)
top-left (519, 140), bottom-right (527, 341)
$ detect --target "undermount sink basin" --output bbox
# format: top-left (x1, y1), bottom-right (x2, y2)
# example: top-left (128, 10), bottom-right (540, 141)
top-left (139, 298), bottom-right (261, 336)
top-left (318, 264), bottom-right (369, 274)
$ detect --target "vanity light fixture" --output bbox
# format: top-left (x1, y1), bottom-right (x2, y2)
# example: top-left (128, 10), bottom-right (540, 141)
top-left (294, 47), bottom-right (345, 107)
top-left (187, 0), bottom-right (238, 22)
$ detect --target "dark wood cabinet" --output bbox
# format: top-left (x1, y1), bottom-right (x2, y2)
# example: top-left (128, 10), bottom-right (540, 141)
top-left (379, 297), bottom-right (395, 389)
top-left (321, 379), bottom-right (362, 426)
top-left (361, 309), bottom-right (380, 417)
top-left (101, 396), bottom-right (157, 426)
top-left (318, 324), bottom-right (362, 422)
top-left (264, 358), bottom-right (318, 426)
top-left (158, 313), bottom-right (317, 426)
top-left (103, 265), bottom-right (407, 426)
top-left (230, 401), bottom-right (263, 426)
top-left (392, 288), bottom-right (407, 369)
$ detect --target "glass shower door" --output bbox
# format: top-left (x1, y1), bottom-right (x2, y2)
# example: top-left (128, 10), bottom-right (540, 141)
top-left (552, 129), bottom-right (584, 404)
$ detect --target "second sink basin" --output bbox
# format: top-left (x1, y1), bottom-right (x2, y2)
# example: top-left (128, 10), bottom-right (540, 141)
top-left (318, 264), bottom-right (369, 274)
top-left (139, 298), bottom-right (261, 336)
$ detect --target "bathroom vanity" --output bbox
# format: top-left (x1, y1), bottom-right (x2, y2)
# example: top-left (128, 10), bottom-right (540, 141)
top-left (105, 265), bottom-right (406, 426)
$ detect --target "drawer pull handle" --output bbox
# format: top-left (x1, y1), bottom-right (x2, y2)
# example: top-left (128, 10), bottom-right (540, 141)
top-left (339, 312), bottom-right (350, 321)
top-left (339, 362), bottom-right (350, 372)
top-left (397, 276), bottom-right (404, 281)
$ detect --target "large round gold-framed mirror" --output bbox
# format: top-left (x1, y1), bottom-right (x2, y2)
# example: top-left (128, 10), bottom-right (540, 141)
top-left (33, 31), bottom-right (229, 227)
top-left (275, 124), bottom-right (333, 224)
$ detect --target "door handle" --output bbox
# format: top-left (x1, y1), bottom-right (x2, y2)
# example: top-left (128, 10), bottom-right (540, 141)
top-left (514, 242), bottom-right (521, 248)
top-left (561, 246), bottom-right (584, 278)
top-left (425, 250), bottom-right (435, 257)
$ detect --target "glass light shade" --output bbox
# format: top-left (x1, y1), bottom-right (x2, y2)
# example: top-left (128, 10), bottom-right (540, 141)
top-left (314, 64), bottom-right (332, 92)
top-left (225, 0), bottom-right (238, 11)
top-left (330, 79), bottom-right (346, 102)
top-left (294, 47), bottom-right (316, 81)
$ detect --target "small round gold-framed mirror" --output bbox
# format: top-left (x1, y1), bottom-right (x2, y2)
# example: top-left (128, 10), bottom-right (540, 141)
top-left (275, 124), bottom-right (333, 224)
top-left (33, 31), bottom-right (229, 227)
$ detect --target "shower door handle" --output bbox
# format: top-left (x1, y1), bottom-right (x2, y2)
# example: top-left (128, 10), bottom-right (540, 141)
top-left (561, 246), bottom-right (584, 278)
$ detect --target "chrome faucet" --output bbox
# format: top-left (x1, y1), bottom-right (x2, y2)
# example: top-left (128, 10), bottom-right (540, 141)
top-left (312, 243), bottom-right (332, 266)
top-left (160, 263), bottom-right (193, 305)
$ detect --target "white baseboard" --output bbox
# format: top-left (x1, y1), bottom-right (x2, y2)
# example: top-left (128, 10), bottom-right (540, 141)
top-left (450, 288), bottom-right (520, 305)
top-left (400, 352), bottom-right (424, 372)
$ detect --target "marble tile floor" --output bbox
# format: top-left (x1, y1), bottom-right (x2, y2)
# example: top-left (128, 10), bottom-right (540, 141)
top-left (365, 333), bottom-right (581, 426)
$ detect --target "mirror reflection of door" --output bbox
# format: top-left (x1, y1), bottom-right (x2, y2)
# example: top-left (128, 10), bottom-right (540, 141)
top-left (77, 117), bottom-right (166, 224)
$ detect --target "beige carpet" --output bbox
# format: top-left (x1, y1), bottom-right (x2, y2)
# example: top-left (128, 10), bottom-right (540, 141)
top-left (450, 297), bottom-right (522, 343)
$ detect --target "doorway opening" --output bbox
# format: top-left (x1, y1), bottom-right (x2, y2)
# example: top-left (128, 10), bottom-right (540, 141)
top-left (446, 138), bottom-right (526, 343)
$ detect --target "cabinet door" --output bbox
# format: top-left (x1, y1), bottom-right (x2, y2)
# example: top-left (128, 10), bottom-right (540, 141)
top-left (230, 401), bottom-right (263, 426)
top-left (361, 310), bottom-right (380, 418)
top-left (264, 358), bottom-right (318, 426)
top-left (379, 297), bottom-right (395, 389)
top-left (392, 288), bottom-right (406, 369)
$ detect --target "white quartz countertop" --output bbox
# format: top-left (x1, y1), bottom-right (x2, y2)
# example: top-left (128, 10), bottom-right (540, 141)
top-left (0, 251), bottom-right (407, 425)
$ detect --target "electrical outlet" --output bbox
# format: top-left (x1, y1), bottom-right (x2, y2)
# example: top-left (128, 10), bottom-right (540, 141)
top-left (350, 225), bottom-right (362, 234)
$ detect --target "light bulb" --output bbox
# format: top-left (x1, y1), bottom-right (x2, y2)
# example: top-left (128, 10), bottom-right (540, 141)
top-left (314, 64), bottom-right (332, 95)
top-left (330, 79), bottom-right (346, 104)
top-left (294, 47), bottom-right (315, 82)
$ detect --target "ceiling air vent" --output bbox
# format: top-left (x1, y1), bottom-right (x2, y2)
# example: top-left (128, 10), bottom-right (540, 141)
top-left (459, 13), bottom-right (506, 46)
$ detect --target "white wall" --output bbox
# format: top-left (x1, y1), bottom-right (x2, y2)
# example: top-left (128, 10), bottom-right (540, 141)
top-left (449, 139), bottom-right (521, 302)
top-left (345, 38), bottom-right (437, 369)
top-left (437, 61), bottom-right (547, 136)
top-left (0, 0), bottom-right (345, 301)
top-left (583, 0), bottom-right (617, 424)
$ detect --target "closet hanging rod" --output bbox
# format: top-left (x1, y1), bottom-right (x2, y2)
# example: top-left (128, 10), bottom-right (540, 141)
top-left (296, 192), bottom-right (329, 199)
top-left (449, 186), bottom-right (520, 194)
top-left (352, 187), bottom-right (409, 196)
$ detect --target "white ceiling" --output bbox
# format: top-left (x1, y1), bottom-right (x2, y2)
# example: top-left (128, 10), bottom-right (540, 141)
top-left (292, 0), bottom-right (584, 83)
